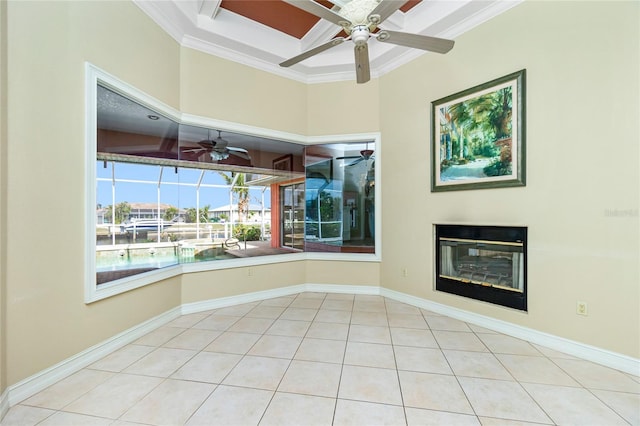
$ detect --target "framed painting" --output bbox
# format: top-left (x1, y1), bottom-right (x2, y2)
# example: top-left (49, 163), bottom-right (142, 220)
top-left (273, 154), bottom-right (293, 172)
top-left (431, 69), bottom-right (526, 192)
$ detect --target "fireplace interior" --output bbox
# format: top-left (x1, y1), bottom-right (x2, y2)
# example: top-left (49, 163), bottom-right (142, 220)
top-left (435, 225), bottom-right (527, 311)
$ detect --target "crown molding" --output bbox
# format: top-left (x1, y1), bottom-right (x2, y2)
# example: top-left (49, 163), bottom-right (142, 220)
top-left (134, 0), bottom-right (523, 84)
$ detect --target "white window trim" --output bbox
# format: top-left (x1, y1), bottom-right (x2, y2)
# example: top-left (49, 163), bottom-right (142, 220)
top-left (85, 63), bottom-right (381, 303)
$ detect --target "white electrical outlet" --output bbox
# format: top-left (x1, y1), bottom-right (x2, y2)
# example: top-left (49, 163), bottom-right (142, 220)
top-left (247, 268), bottom-right (253, 277)
top-left (576, 301), bottom-right (588, 316)
top-left (401, 268), bottom-right (408, 277)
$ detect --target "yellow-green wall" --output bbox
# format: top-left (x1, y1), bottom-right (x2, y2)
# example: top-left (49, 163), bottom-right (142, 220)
top-left (180, 48), bottom-right (308, 134)
top-left (3, 0), bottom-right (185, 386)
top-left (1, 0), bottom-right (638, 397)
top-left (379, 1), bottom-right (639, 357)
top-left (306, 80), bottom-right (380, 135)
top-left (182, 262), bottom-right (307, 305)
top-left (1, 0), bottom-right (8, 395)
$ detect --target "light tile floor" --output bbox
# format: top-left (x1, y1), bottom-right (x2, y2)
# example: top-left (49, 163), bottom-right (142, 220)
top-left (3, 292), bottom-right (639, 425)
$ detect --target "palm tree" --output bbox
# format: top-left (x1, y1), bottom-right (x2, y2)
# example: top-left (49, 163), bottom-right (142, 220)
top-left (218, 172), bottom-right (250, 222)
top-left (466, 87), bottom-right (513, 141)
top-left (163, 206), bottom-right (178, 221)
top-left (446, 101), bottom-right (473, 158)
top-left (185, 206), bottom-right (210, 223)
top-left (199, 205), bottom-right (210, 223)
top-left (104, 201), bottom-right (131, 224)
top-left (464, 87), bottom-right (513, 177)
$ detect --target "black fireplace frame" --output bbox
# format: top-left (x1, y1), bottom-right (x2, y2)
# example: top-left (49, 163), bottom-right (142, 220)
top-left (435, 224), bottom-right (528, 311)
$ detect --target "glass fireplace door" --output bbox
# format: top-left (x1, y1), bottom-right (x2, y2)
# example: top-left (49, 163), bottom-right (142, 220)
top-left (435, 225), bottom-right (527, 311)
top-left (439, 238), bottom-right (524, 292)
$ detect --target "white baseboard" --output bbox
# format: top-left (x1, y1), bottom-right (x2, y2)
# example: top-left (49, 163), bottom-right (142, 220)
top-left (6, 306), bottom-right (182, 407)
top-left (181, 284), bottom-right (307, 315)
top-left (380, 288), bottom-right (640, 376)
top-left (181, 284), bottom-right (381, 315)
top-left (4, 284), bottom-right (638, 415)
top-left (305, 283), bottom-right (381, 296)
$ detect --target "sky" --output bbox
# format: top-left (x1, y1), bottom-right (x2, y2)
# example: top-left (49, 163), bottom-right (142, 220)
top-left (96, 161), bottom-right (271, 210)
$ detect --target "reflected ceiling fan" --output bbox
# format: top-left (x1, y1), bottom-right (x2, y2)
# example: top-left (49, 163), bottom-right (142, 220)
top-left (337, 145), bottom-right (374, 166)
top-left (279, 0), bottom-right (455, 83)
top-left (180, 130), bottom-right (251, 162)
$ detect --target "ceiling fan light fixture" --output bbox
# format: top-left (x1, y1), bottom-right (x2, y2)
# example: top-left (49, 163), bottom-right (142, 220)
top-left (361, 149), bottom-right (374, 159)
top-left (339, 0), bottom-right (379, 25)
top-left (210, 151), bottom-right (229, 161)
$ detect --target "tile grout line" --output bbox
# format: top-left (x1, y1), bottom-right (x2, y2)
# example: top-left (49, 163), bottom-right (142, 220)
top-left (9, 292), bottom-right (639, 426)
top-left (385, 297), bottom-right (410, 426)
top-left (418, 297), bottom-right (483, 424)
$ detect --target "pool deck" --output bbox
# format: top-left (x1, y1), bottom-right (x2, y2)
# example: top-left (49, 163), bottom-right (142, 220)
top-left (226, 240), bottom-right (298, 258)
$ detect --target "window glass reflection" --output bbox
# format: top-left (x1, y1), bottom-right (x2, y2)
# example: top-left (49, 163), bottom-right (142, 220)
top-left (95, 83), bottom-right (376, 287)
top-left (304, 143), bottom-right (375, 253)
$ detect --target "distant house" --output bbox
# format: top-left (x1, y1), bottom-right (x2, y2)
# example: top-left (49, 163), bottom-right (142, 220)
top-left (209, 204), bottom-right (271, 223)
top-left (96, 203), bottom-right (184, 224)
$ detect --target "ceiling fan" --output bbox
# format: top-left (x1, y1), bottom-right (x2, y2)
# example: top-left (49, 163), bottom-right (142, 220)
top-left (279, 0), bottom-right (455, 84)
top-left (337, 146), bottom-right (374, 166)
top-left (180, 130), bottom-right (252, 163)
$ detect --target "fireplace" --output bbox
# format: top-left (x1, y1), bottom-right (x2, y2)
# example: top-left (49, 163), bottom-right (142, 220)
top-left (435, 225), bottom-right (527, 311)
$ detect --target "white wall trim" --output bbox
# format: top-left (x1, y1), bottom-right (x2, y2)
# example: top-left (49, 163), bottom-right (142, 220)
top-left (0, 389), bottom-right (9, 423)
top-left (5, 306), bottom-right (181, 407)
top-left (380, 288), bottom-right (640, 376)
top-left (305, 283), bottom-right (381, 296)
top-left (5, 284), bottom-right (638, 413)
top-left (181, 284), bottom-right (381, 316)
top-left (181, 284), bottom-right (307, 315)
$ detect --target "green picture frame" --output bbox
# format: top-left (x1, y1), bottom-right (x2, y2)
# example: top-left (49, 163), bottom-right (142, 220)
top-left (431, 69), bottom-right (526, 192)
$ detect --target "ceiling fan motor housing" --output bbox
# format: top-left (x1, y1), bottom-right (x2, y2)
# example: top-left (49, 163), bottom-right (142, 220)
top-left (351, 26), bottom-right (370, 46)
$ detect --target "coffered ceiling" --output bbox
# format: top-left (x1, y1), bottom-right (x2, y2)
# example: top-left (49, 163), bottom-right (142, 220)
top-left (133, 0), bottom-right (521, 84)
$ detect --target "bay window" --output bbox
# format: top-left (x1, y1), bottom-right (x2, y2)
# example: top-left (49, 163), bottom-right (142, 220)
top-left (86, 63), bottom-right (379, 302)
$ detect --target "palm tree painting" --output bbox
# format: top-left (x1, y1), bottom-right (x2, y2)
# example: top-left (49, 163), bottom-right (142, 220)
top-left (431, 70), bottom-right (526, 192)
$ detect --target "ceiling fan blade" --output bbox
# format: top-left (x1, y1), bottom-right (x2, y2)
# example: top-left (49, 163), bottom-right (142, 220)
top-left (367, 0), bottom-right (406, 26)
top-left (282, 0), bottom-right (350, 28)
top-left (354, 44), bottom-right (371, 84)
top-left (336, 155), bottom-right (361, 160)
top-left (227, 147), bottom-right (252, 161)
top-left (377, 30), bottom-right (454, 54)
top-left (280, 37), bottom-right (346, 67)
top-left (181, 148), bottom-right (206, 153)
